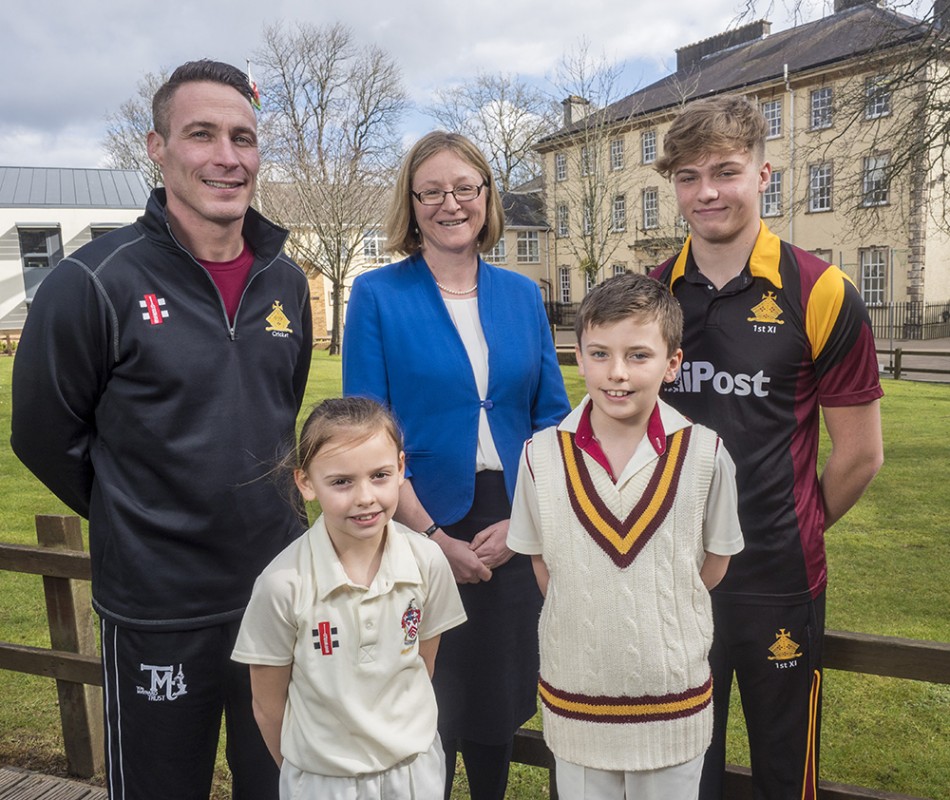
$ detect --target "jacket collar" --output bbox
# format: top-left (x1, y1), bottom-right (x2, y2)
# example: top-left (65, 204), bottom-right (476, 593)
top-left (140, 188), bottom-right (290, 272)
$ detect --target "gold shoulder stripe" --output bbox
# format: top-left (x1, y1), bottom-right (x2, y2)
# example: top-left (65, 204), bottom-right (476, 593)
top-left (558, 428), bottom-right (691, 567)
top-left (805, 266), bottom-right (847, 360)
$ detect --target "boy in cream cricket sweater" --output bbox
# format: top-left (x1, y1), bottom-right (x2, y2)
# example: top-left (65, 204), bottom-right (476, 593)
top-left (507, 272), bottom-right (743, 800)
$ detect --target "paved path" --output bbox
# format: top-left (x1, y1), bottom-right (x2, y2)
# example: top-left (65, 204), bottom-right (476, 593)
top-left (0, 767), bottom-right (106, 800)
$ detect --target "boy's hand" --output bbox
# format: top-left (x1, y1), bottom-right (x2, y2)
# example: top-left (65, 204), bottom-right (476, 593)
top-left (471, 520), bottom-right (515, 570)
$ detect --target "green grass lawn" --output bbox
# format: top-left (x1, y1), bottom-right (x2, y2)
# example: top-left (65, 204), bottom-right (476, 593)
top-left (1, 351), bottom-right (947, 798)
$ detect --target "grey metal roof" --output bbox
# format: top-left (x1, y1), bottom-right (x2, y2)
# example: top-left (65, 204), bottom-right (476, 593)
top-left (502, 190), bottom-right (548, 229)
top-left (539, 3), bottom-right (926, 147)
top-left (0, 166), bottom-right (150, 209)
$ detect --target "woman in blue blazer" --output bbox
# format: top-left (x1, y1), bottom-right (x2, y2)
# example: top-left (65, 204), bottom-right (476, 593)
top-left (343, 132), bottom-right (570, 800)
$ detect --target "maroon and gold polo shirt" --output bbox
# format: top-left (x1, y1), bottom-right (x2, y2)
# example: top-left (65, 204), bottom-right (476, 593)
top-left (653, 223), bottom-right (882, 604)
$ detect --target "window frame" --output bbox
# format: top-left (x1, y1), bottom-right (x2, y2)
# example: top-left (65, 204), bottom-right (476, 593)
top-left (611, 194), bottom-right (626, 232)
top-left (762, 99), bottom-right (782, 139)
top-left (810, 87), bottom-right (833, 130)
top-left (808, 163), bottom-right (833, 212)
top-left (865, 75), bottom-right (891, 120)
top-left (558, 266), bottom-right (572, 303)
top-left (641, 130), bottom-right (657, 165)
top-left (641, 187), bottom-right (659, 230)
top-left (861, 153), bottom-right (890, 207)
top-left (610, 138), bottom-right (625, 171)
top-left (516, 230), bottom-right (540, 264)
top-left (555, 152), bottom-right (567, 182)
top-left (859, 247), bottom-right (887, 306)
top-left (762, 169), bottom-right (782, 217)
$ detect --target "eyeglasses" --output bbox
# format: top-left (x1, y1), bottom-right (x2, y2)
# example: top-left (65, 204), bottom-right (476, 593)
top-left (411, 184), bottom-right (485, 206)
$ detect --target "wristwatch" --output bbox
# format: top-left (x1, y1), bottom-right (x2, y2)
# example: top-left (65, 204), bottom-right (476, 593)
top-left (423, 523), bottom-right (440, 537)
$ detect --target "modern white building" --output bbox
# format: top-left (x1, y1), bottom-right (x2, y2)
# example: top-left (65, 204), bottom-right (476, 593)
top-left (0, 167), bottom-right (149, 326)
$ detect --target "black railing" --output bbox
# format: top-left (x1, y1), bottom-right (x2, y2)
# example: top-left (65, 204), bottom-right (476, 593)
top-left (867, 301), bottom-right (950, 341)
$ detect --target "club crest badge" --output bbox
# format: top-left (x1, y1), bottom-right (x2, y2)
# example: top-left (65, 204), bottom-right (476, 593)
top-left (401, 599), bottom-right (422, 653)
top-left (137, 663), bottom-right (187, 701)
top-left (265, 300), bottom-right (293, 336)
top-left (768, 628), bottom-right (803, 662)
top-left (747, 291), bottom-right (785, 325)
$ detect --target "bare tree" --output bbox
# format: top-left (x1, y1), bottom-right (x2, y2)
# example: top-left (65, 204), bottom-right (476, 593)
top-left (254, 22), bottom-right (409, 354)
top-left (546, 39), bottom-right (640, 285)
top-left (102, 71), bottom-right (166, 190)
top-left (427, 73), bottom-right (559, 191)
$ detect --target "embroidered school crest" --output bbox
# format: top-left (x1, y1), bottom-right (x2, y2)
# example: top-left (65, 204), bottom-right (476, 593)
top-left (265, 300), bottom-right (293, 334)
top-left (137, 663), bottom-right (187, 702)
top-left (747, 291), bottom-right (785, 325)
top-left (768, 628), bottom-right (803, 661)
top-left (401, 599), bottom-right (422, 652)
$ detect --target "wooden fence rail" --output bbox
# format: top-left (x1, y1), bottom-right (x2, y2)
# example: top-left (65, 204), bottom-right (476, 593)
top-left (1, 515), bottom-right (948, 798)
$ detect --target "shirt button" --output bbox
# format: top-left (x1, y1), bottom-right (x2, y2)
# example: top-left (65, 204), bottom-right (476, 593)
top-left (481, 399), bottom-right (494, 410)
top-left (365, 621), bottom-right (374, 630)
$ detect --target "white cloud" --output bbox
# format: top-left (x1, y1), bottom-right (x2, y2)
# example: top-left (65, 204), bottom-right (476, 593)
top-left (2, 0), bottom-right (844, 169)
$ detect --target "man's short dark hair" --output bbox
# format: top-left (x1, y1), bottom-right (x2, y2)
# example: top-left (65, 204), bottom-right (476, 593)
top-left (575, 272), bottom-right (683, 356)
top-left (152, 60), bottom-right (256, 138)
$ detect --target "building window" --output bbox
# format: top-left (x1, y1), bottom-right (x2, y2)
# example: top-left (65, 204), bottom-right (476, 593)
top-left (90, 226), bottom-right (120, 239)
top-left (583, 201), bottom-right (593, 235)
top-left (558, 266), bottom-right (572, 303)
top-left (809, 164), bottom-right (833, 212)
top-left (486, 237), bottom-right (507, 263)
top-left (865, 76), bottom-right (891, 119)
top-left (810, 87), bottom-right (833, 130)
top-left (860, 247), bottom-right (887, 305)
top-left (641, 130), bottom-right (657, 164)
top-left (612, 264), bottom-right (627, 277)
top-left (586, 271), bottom-right (596, 293)
top-left (580, 146), bottom-right (592, 177)
top-left (556, 203), bottom-right (569, 238)
top-left (642, 188), bottom-right (659, 229)
top-left (610, 138), bottom-right (625, 171)
top-left (762, 100), bottom-right (782, 138)
top-left (555, 153), bottom-right (567, 182)
top-left (362, 230), bottom-right (391, 265)
top-left (612, 195), bottom-right (626, 232)
top-left (517, 231), bottom-right (540, 263)
top-left (762, 170), bottom-right (782, 217)
top-left (862, 154), bottom-right (890, 206)
top-left (18, 227), bottom-right (63, 269)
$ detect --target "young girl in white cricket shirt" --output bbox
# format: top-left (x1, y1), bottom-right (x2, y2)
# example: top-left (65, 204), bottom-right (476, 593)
top-left (232, 397), bottom-right (466, 799)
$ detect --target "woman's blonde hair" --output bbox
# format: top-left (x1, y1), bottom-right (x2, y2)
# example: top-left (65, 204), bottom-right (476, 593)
top-left (655, 94), bottom-right (767, 179)
top-left (385, 131), bottom-right (505, 257)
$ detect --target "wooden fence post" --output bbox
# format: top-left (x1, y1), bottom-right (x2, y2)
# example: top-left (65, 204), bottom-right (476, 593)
top-left (893, 347), bottom-right (902, 380)
top-left (36, 515), bottom-right (104, 778)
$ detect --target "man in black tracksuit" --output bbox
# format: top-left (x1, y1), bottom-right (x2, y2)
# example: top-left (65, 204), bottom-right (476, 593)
top-left (11, 60), bottom-right (312, 799)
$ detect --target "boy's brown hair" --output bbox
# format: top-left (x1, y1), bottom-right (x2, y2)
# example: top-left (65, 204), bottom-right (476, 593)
top-left (574, 272), bottom-right (683, 356)
top-left (654, 94), bottom-right (767, 179)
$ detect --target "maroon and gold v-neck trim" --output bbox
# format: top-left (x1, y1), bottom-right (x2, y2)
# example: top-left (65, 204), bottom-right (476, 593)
top-left (557, 426), bottom-right (692, 568)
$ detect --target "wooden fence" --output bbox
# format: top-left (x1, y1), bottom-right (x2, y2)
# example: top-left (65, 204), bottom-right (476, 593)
top-left (1, 515), bottom-right (948, 798)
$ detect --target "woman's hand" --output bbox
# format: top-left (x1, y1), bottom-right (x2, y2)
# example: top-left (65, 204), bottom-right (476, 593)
top-left (470, 519), bottom-right (514, 570)
top-left (432, 531), bottom-right (492, 584)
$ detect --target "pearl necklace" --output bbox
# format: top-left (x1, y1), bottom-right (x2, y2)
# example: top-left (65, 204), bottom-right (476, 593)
top-left (435, 279), bottom-right (478, 296)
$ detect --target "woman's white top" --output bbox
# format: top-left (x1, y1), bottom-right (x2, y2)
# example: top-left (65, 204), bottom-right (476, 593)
top-left (444, 297), bottom-right (503, 472)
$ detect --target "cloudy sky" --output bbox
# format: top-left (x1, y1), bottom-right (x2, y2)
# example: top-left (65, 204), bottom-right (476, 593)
top-left (3, 0), bottom-right (832, 169)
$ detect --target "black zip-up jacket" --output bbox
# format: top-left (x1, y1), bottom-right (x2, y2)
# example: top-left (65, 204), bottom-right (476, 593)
top-left (12, 189), bottom-right (312, 629)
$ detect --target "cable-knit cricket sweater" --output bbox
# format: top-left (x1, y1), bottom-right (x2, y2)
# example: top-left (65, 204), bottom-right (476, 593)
top-left (528, 419), bottom-right (718, 771)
